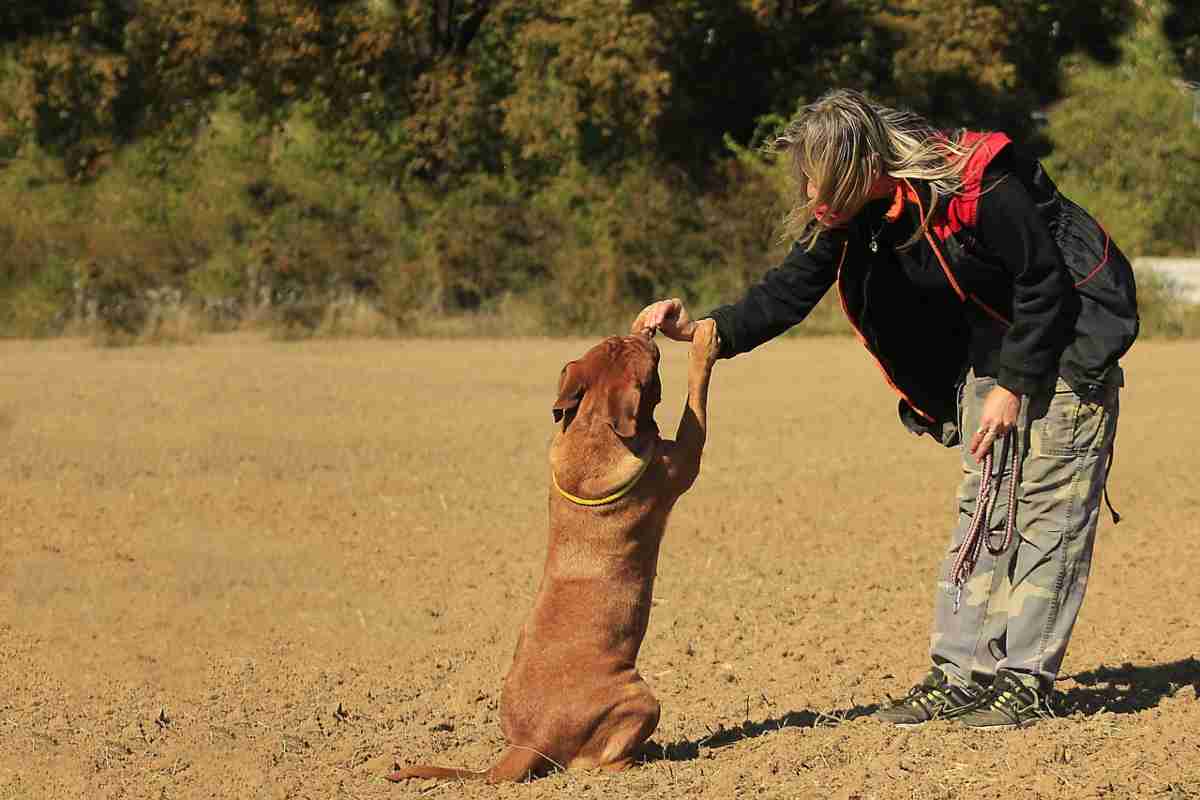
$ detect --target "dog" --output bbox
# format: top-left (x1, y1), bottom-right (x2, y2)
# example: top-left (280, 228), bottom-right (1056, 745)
top-left (387, 320), bottom-right (720, 783)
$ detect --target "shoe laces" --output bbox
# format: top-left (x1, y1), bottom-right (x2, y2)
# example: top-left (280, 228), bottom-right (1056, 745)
top-left (892, 679), bottom-right (960, 714)
top-left (982, 676), bottom-right (1055, 727)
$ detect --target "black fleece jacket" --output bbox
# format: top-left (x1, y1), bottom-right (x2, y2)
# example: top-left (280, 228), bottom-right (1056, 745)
top-left (706, 155), bottom-right (1073, 399)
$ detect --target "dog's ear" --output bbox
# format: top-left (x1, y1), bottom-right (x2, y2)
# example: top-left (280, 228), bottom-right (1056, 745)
top-left (552, 361), bottom-right (586, 423)
top-left (600, 379), bottom-right (641, 439)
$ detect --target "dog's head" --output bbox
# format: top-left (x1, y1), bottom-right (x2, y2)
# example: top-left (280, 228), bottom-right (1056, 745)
top-left (552, 330), bottom-right (661, 438)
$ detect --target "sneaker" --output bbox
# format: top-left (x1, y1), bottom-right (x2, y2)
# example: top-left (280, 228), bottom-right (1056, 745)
top-left (957, 671), bottom-right (1055, 729)
top-left (873, 668), bottom-right (984, 727)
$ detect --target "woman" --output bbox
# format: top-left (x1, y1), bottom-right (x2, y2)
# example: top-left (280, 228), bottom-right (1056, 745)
top-left (631, 89), bottom-right (1136, 729)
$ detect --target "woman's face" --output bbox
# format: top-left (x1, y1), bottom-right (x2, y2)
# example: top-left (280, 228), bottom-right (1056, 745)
top-left (806, 167), bottom-right (895, 227)
top-left (806, 175), bottom-right (844, 226)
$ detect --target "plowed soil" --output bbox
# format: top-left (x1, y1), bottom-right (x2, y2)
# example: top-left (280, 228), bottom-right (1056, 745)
top-left (2, 335), bottom-right (1197, 800)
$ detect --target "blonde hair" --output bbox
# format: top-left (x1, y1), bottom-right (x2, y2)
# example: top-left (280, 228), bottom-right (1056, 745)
top-left (772, 89), bottom-right (987, 251)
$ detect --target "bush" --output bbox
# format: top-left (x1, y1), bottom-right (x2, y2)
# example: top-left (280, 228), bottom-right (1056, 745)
top-left (0, 1), bottom-right (1193, 343)
top-left (1043, 13), bottom-right (1200, 257)
top-left (1135, 268), bottom-right (1200, 338)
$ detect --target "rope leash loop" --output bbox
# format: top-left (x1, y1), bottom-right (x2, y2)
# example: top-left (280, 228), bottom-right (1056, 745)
top-left (951, 428), bottom-right (1021, 613)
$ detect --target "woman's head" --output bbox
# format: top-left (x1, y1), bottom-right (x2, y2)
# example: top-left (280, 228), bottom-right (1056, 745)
top-left (784, 89), bottom-right (892, 229)
top-left (773, 89), bottom-right (984, 249)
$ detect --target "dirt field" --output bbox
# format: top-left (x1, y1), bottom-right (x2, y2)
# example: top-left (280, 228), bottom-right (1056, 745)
top-left (1, 334), bottom-right (1197, 800)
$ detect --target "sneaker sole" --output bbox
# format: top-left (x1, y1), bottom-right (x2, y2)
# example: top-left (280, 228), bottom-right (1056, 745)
top-left (960, 720), bottom-right (1021, 730)
top-left (877, 709), bottom-right (977, 728)
top-left (872, 716), bottom-right (928, 727)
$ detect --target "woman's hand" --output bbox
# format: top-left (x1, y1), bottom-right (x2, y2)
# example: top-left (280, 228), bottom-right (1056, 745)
top-left (631, 298), bottom-right (696, 341)
top-left (969, 385), bottom-right (1022, 462)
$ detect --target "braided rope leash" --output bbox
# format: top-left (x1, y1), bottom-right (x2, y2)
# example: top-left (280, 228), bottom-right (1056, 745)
top-left (951, 428), bottom-right (1021, 613)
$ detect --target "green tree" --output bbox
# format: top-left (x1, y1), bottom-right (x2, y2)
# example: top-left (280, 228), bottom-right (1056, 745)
top-left (1163, 0), bottom-right (1200, 79)
top-left (1044, 7), bottom-right (1200, 256)
top-left (876, 0), bottom-right (1136, 142)
top-left (2, 0), bottom-right (1192, 338)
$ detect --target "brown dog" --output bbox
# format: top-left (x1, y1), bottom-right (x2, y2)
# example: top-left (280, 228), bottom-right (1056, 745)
top-left (388, 321), bottom-right (719, 783)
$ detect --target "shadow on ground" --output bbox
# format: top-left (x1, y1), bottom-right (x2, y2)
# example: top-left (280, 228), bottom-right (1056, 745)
top-left (1060, 657), bottom-right (1200, 716)
top-left (643, 657), bottom-right (1200, 761)
top-left (642, 704), bottom-right (880, 763)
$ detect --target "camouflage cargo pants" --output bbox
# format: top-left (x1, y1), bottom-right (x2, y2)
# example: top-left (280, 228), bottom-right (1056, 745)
top-left (930, 368), bottom-right (1121, 691)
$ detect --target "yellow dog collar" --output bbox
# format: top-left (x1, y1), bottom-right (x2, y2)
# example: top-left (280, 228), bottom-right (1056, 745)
top-left (552, 441), bottom-right (656, 507)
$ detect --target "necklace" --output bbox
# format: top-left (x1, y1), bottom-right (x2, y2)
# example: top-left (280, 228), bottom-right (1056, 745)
top-left (868, 215), bottom-right (888, 253)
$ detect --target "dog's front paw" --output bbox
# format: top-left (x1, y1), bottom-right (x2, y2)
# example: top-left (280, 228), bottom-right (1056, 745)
top-left (690, 319), bottom-right (720, 370)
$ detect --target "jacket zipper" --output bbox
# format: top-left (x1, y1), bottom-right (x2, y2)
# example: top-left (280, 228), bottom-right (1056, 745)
top-left (835, 240), bottom-right (937, 423)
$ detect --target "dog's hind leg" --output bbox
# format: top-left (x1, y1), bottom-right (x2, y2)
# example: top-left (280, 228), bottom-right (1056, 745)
top-left (573, 688), bottom-right (661, 772)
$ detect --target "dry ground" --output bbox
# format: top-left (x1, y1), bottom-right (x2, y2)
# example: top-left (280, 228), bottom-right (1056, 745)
top-left (1, 334), bottom-right (1197, 800)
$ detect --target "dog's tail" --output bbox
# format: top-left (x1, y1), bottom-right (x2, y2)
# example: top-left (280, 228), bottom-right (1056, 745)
top-left (386, 764), bottom-right (488, 781)
top-left (386, 746), bottom-right (553, 783)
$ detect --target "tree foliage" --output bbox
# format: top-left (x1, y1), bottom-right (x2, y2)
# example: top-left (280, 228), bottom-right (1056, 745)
top-left (1163, 0), bottom-right (1200, 79)
top-left (0, 0), bottom-right (1193, 339)
top-left (6, 0), bottom-right (1139, 181)
top-left (1045, 4), bottom-right (1200, 257)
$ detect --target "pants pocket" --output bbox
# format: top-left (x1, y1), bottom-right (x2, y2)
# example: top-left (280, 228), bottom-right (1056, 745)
top-left (1031, 379), bottom-right (1110, 459)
